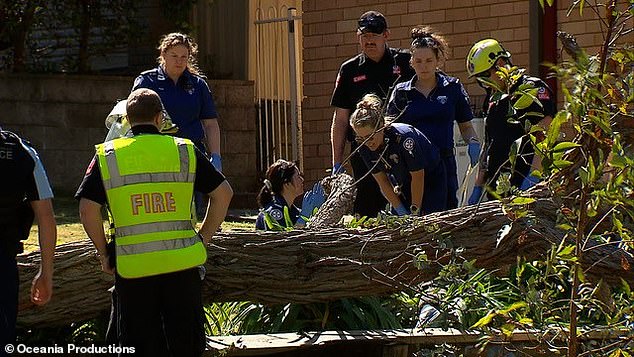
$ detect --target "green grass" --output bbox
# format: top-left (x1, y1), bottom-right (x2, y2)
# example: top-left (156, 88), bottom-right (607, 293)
top-left (23, 195), bottom-right (255, 252)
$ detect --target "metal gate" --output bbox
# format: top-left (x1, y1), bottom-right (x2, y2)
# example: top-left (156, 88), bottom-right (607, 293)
top-left (254, 4), bottom-right (303, 173)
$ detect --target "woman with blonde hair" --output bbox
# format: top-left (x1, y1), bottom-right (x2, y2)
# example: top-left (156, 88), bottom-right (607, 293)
top-left (351, 94), bottom-right (447, 215)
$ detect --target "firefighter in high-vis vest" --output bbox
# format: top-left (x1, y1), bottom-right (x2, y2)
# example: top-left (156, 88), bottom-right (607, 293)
top-left (76, 88), bottom-right (233, 357)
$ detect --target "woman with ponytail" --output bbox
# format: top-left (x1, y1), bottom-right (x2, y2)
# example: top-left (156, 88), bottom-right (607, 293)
top-left (387, 26), bottom-right (479, 209)
top-left (351, 94), bottom-right (447, 216)
top-left (255, 160), bottom-right (325, 230)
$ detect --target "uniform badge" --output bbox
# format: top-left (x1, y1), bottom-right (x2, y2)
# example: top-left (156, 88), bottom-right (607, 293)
top-left (437, 96), bottom-right (448, 104)
top-left (537, 87), bottom-right (550, 100)
top-left (393, 65), bottom-right (401, 75)
top-left (353, 75), bottom-right (367, 83)
top-left (403, 137), bottom-right (415, 155)
top-left (184, 83), bottom-right (194, 95)
top-left (270, 209), bottom-right (283, 221)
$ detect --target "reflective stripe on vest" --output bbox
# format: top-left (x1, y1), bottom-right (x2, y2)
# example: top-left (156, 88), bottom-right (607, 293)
top-left (96, 135), bottom-right (206, 278)
top-left (102, 138), bottom-right (194, 190)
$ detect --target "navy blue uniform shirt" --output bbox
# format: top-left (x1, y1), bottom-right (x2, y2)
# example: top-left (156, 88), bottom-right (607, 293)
top-left (75, 125), bottom-right (225, 206)
top-left (133, 66), bottom-right (218, 144)
top-left (359, 123), bottom-right (447, 214)
top-left (387, 72), bottom-right (474, 153)
top-left (387, 72), bottom-right (474, 208)
top-left (484, 75), bottom-right (556, 188)
top-left (0, 129), bottom-right (53, 256)
top-left (255, 194), bottom-right (300, 230)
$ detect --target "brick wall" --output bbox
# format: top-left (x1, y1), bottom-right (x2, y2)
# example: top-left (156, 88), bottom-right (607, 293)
top-left (301, 0), bottom-right (536, 183)
top-left (300, 0), bottom-right (629, 184)
top-left (0, 74), bottom-right (258, 208)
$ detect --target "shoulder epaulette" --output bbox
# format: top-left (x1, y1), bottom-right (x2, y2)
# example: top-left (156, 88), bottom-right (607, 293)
top-left (139, 68), bottom-right (158, 77)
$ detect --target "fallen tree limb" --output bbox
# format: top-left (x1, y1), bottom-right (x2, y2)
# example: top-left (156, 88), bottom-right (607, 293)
top-left (17, 195), bottom-right (634, 328)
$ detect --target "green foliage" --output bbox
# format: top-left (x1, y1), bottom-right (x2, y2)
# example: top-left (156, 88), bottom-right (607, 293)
top-left (0, 0), bottom-right (140, 73)
top-left (204, 295), bottom-right (416, 334)
top-left (15, 315), bottom-right (109, 346)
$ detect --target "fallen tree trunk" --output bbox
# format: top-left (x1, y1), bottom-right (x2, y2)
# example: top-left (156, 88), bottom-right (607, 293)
top-left (17, 195), bottom-right (634, 328)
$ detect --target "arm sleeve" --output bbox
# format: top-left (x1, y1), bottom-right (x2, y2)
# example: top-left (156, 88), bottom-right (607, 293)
top-left (401, 137), bottom-right (426, 172)
top-left (74, 156), bottom-right (107, 205)
top-left (455, 82), bottom-right (475, 123)
top-left (199, 79), bottom-right (218, 119)
top-left (330, 66), bottom-right (354, 110)
top-left (386, 88), bottom-right (405, 117)
top-left (194, 148), bottom-right (225, 194)
top-left (21, 142), bottom-right (54, 201)
top-left (132, 75), bottom-right (146, 91)
top-left (523, 84), bottom-right (556, 125)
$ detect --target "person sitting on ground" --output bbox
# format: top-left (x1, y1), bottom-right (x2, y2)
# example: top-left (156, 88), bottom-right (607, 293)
top-left (255, 159), bottom-right (325, 230)
top-left (351, 94), bottom-right (447, 216)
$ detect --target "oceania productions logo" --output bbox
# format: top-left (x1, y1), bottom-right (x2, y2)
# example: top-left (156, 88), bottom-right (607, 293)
top-left (4, 343), bottom-right (136, 355)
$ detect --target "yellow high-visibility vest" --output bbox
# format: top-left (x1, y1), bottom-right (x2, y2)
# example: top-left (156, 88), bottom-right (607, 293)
top-left (96, 134), bottom-right (206, 278)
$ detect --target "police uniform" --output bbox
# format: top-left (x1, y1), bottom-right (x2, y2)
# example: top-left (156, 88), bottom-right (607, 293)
top-left (359, 123), bottom-right (447, 214)
top-left (331, 47), bottom-right (415, 217)
top-left (75, 125), bottom-right (225, 357)
top-left (387, 72), bottom-right (475, 209)
top-left (0, 129), bottom-right (53, 353)
top-left (483, 76), bottom-right (556, 190)
top-left (255, 195), bottom-right (301, 231)
top-left (132, 66), bottom-right (218, 152)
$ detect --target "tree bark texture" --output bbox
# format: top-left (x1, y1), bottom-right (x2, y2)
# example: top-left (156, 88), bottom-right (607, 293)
top-left (17, 196), bottom-right (634, 328)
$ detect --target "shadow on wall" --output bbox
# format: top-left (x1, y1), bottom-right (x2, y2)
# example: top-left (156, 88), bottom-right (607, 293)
top-left (0, 74), bottom-right (259, 208)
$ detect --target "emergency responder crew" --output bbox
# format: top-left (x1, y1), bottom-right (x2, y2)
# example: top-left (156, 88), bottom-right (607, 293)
top-left (465, 39), bottom-right (556, 204)
top-left (76, 88), bottom-right (233, 357)
top-left (330, 11), bottom-right (415, 218)
top-left (132, 32), bottom-right (221, 218)
top-left (387, 26), bottom-right (480, 209)
top-left (351, 94), bottom-right (447, 215)
top-left (255, 159), bottom-right (325, 230)
top-left (0, 127), bottom-right (56, 357)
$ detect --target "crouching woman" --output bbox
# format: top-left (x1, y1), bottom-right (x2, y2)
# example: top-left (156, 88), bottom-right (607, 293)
top-left (255, 159), bottom-right (325, 230)
top-left (350, 94), bottom-right (447, 216)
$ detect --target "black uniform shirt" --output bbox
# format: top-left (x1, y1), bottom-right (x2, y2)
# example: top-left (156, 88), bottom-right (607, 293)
top-left (75, 125), bottom-right (225, 205)
top-left (331, 47), bottom-right (415, 140)
top-left (484, 75), bottom-right (557, 186)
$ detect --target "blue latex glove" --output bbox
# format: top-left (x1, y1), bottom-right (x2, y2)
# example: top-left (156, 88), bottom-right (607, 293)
top-left (332, 162), bottom-right (345, 175)
top-left (467, 142), bottom-right (481, 167)
top-left (520, 174), bottom-right (539, 190)
top-left (300, 182), bottom-right (327, 220)
top-left (210, 152), bottom-right (222, 172)
top-left (394, 203), bottom-right (409, 216)
top-left (468, 186), bottom-right (483, 205)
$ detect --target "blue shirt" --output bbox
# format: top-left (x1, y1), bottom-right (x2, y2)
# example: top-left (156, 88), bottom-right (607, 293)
top-left (359, 123), bottom-right (447, 213)
top-left (387, 72), bottom-right (474, 152)
top-left (255, 194), bottom-right (300, 231)
top-left (133, 66), bottom-right (218, 143)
